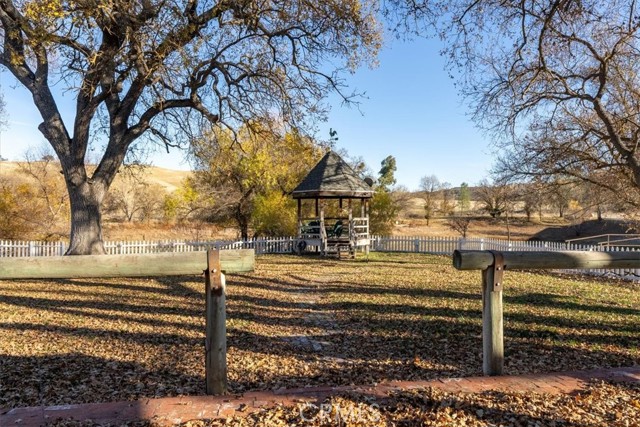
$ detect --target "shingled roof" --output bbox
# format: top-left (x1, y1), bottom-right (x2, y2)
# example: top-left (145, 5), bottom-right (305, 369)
top-left (291, 151), bottom-right (374, 199)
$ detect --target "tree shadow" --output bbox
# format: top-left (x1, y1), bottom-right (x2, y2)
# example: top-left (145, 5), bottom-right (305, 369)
top-left (0, 353), bottom-right (203, 409)
top-left (1, 261), bottom-right (639, 410)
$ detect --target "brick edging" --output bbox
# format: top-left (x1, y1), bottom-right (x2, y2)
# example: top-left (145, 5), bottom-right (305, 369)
top-left (2, 367), bottom-right (639, 426)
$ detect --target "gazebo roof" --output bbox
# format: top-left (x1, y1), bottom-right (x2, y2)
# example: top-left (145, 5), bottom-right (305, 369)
top-left (292, 151), bottom-right (374, 199)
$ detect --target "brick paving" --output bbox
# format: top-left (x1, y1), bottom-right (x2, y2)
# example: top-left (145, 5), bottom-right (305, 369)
top-left (2, 367), bottom-right (639, 426)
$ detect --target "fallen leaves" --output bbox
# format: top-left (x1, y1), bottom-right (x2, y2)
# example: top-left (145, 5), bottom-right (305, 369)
top-left (162, 381), bottom-right (640, 427)
top-left (1, 252), bottom-right (638, 422)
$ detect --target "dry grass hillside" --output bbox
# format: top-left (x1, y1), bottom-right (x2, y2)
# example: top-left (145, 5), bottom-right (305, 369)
top-left (0, 161), bottom-right (191, 193)
top-left (135, 165), bottom-right (191, 193)
top-left (397, 196), bottom-right (639, 242)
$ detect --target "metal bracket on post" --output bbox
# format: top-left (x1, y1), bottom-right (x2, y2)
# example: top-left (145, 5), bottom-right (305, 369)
top-left (488, 250), bottom-right (505, 292)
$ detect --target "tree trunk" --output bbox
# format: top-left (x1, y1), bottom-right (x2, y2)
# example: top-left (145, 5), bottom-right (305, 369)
top-left (66, 181), bottom-right (106, 255)
top-left (238, 218), bottom-right (249, 241)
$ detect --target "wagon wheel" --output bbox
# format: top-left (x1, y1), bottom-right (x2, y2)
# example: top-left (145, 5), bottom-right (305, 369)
top-left (293, 239), bottom-right (307, 255)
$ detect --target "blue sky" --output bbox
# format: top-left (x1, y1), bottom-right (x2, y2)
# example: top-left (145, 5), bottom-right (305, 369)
top-left (0, 37), bottom-right (494, 191)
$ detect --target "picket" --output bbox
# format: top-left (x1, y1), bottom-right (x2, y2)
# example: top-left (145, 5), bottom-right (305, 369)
top-left (1, 235), bottom-right (640, 282)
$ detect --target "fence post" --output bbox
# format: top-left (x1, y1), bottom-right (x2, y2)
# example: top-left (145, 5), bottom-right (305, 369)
top-left (205, 249), bottom-right (227, 395)
top-left (481, 251), bottom-right (504, 376)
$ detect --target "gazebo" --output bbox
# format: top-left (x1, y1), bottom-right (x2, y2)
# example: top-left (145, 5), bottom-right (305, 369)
top-left (291, 151), bottom-right (374, 257)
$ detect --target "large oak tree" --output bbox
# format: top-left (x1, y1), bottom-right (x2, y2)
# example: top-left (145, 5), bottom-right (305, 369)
top-left (0, 0), bottom-right (380, 253)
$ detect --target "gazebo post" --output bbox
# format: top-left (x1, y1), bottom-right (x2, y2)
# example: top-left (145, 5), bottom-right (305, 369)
top-left (319, 199), bottom-right (326, 253)
top-left (297, 199), bottom-right (302, 237)
top-left (364, 198), bottom-right (370, 255)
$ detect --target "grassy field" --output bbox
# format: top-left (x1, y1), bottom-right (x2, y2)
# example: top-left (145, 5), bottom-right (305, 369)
top-left (1, 253), bottom-right (639, 423)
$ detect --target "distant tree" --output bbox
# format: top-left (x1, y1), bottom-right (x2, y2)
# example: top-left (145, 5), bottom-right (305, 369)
top-left (378, 156), bottom-right (398, 191)
top-left (0, 178), bottom-right (36, 239)
top-left (447, 215), bottom-right (472, 238)
top-left (458, 183), bottom-right (471, 212)
top-left (419, 174), bottom-right (442, 226)
top-left (476, 179), bottom-right (510, 218)
top-left (369, 189), bottom-right (399, 235)
top-left (163, 177), bottom-right (215, 224)
top-left (105, 167), bottom-right (165, 222)
top-left (339, 151), bottom-right (374, 180)
top-left (17, 149), bottom-right (69, 238)
top-left (440, 182), bottom-right (455, 216)
top-left (579, 178), bottom-right (614, 222)
top-left (391, 185), bottom-right (413, 218)
top-left (549, 181), bottom-right (573, 219)
top-left (521, 180), bottom-right (545, 222)
top-left (369, 155), bottom-right (400, 234)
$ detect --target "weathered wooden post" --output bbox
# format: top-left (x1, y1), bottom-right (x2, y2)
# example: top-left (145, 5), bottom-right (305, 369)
top-left (481, 251), bottom-right (504, 376)
top-left (205, 249), bottom-right (227, 395)
top-left (453, 248), bottom-right (640, 377)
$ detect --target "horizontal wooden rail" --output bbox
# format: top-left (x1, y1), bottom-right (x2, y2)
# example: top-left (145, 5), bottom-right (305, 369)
top-left (452, 248), bottom-right (640, 377)
top-left (0, 249), bottom-right (254, 279)
top-left (453, 249), bottom-right (640, 271)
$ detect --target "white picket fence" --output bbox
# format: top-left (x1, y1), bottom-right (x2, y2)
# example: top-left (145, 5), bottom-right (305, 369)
top-left (370, 236), bottom-right (575, 254)
top-left (0, 237), bottom-right (296, 257)
top-left (372, 236), bottom-right (640, 282)
top-left (1, 235), bottom-right (638, 282)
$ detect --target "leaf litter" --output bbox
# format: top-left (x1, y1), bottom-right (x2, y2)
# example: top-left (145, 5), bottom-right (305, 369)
top-left (1, 252), bottom-right (638, 425)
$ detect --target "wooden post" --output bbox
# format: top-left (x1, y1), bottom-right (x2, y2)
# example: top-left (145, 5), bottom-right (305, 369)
top-left (205, 249), bottom-right (227, 395)
top-left (481, 252), bottom-right (504, 376)
top-left (297, 199), bottom-right (302, 236)
top-left (452, 248), bottom-right (640, 377)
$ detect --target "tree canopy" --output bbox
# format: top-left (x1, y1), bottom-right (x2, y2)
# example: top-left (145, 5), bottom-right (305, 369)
top-left (412, 0), bottom-right (640, 205)
top-left (386, 1), bottom-right (640, 207)
top-left (190, 123), bottom-right (321, 239)
top-left (0, 0), bottom-right (381, 253)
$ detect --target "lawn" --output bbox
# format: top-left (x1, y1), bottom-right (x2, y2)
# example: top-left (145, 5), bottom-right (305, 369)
top-left (1, 252), bottom-right (639, 419)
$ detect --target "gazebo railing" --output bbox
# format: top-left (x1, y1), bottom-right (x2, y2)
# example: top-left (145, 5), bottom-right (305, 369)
top-left (350, 217), bottom-right (369, 242)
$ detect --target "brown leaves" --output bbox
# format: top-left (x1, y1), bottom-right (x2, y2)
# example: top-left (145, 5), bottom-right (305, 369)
top-left (164, 381), bottom-right (640, 427)
top-left (1, 252), bottom-right (639, 423)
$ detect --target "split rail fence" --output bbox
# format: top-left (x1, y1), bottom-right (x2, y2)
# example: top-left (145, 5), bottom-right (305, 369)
top-left (0, 249), bottom-right (255, 395)
top-left (1, 235), bottom-right (639, 281)
top-left (453, 249), bottom-right (640, 376)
